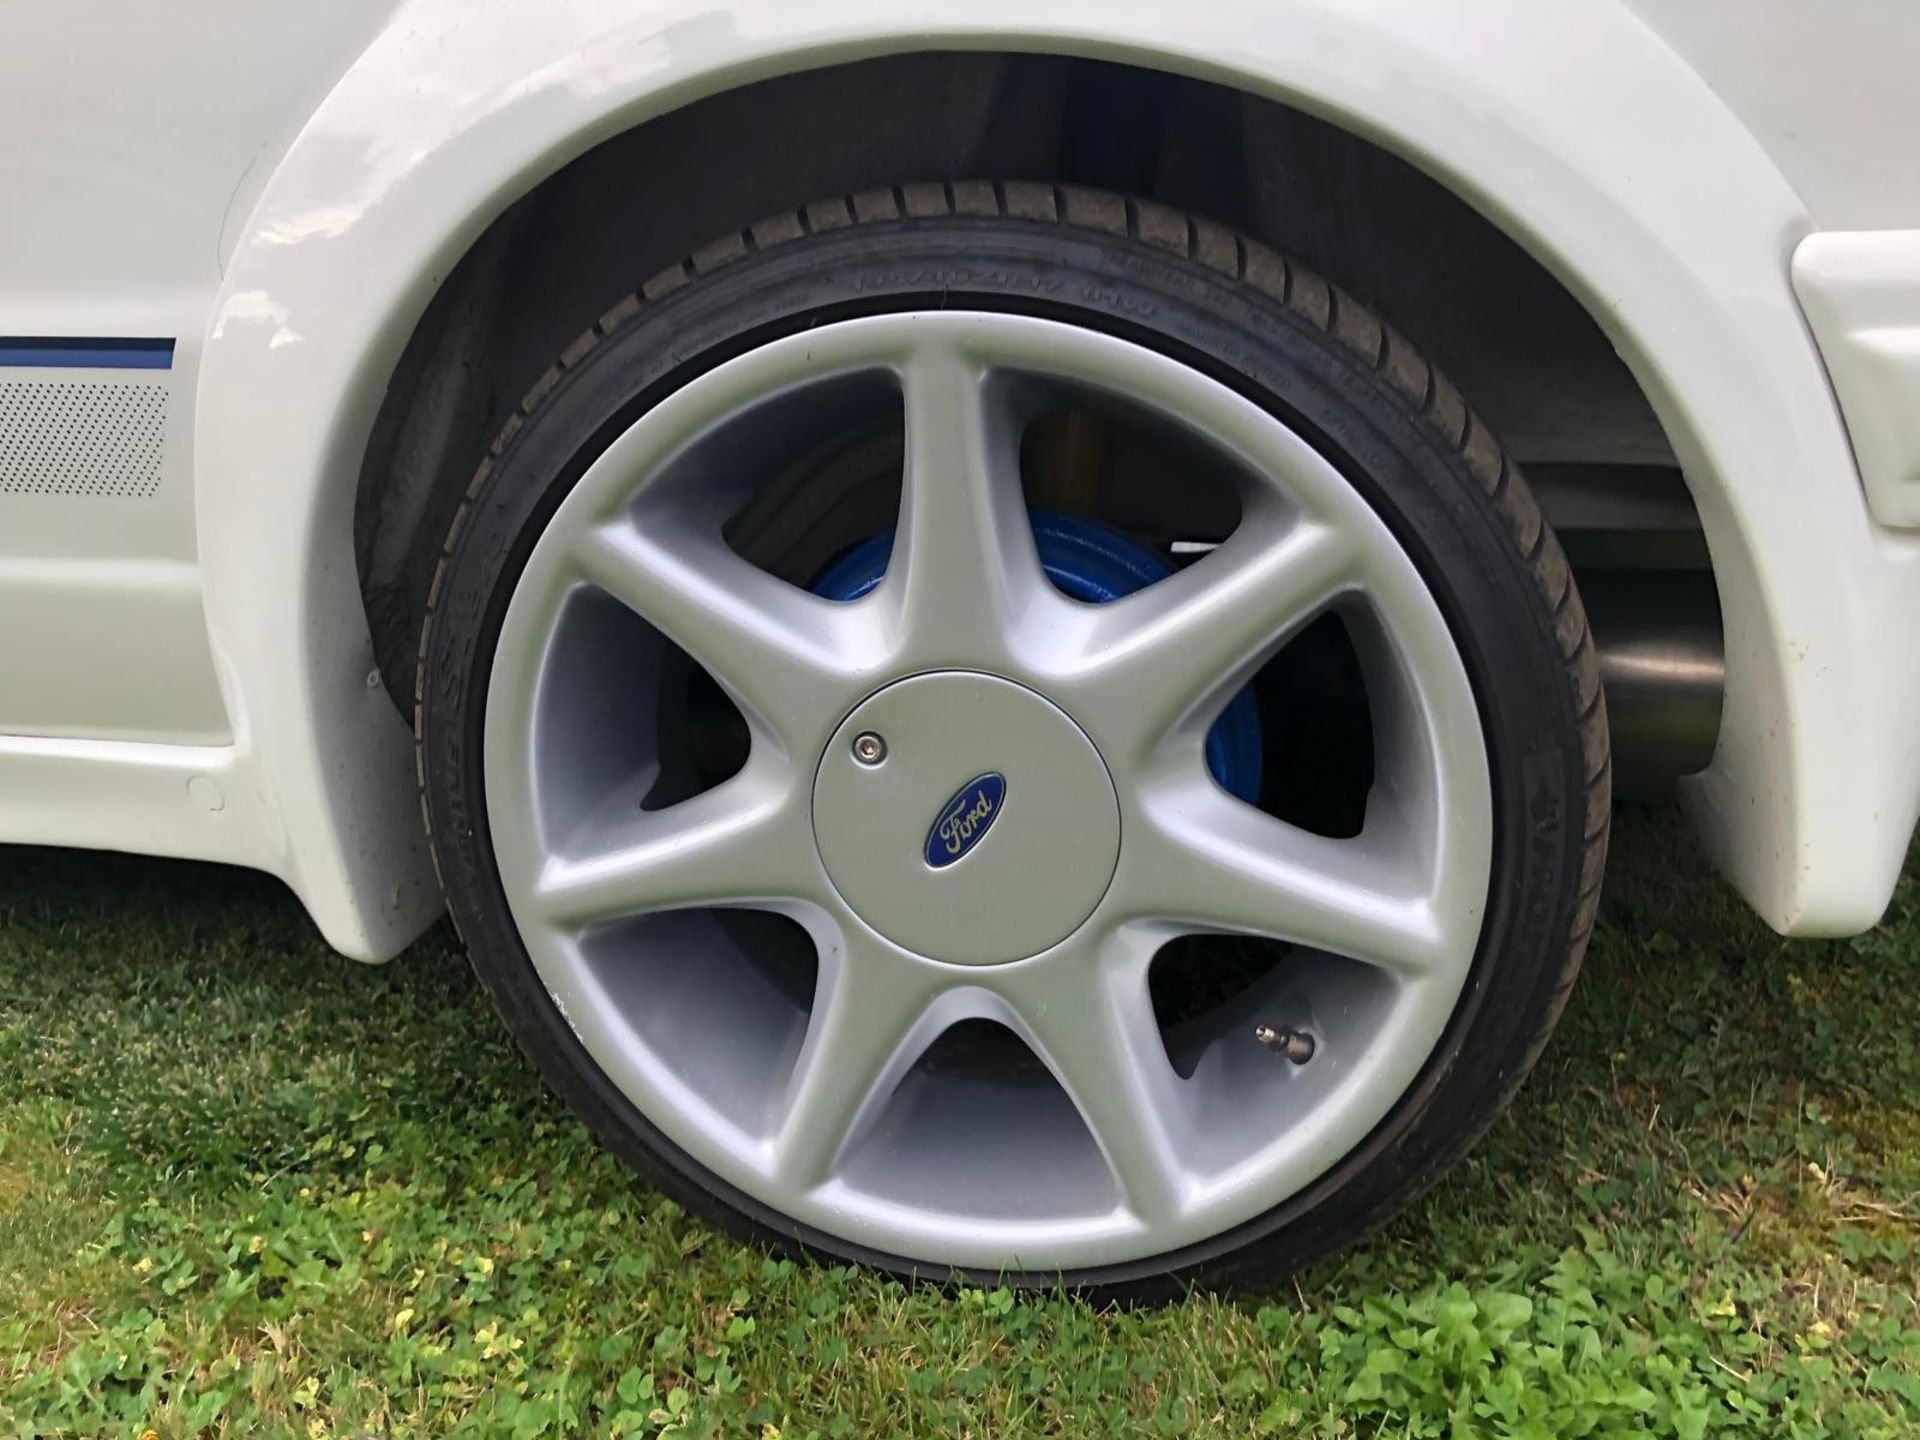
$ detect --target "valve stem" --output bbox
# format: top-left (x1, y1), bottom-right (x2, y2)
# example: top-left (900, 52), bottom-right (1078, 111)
top-left (1254, 1024), bottom-right (1316, 1064)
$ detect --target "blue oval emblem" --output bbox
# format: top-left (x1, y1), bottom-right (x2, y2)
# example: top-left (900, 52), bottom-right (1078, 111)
top-left (925, 773), bottom-right (1006, 869)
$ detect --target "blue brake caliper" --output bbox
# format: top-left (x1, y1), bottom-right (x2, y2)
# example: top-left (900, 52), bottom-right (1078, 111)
top-left (811, 511), bottom-right (1264, 803)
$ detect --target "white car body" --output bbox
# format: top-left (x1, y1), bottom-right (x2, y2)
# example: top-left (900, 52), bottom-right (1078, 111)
top-left (3, 0), bottom-right (1918, 960)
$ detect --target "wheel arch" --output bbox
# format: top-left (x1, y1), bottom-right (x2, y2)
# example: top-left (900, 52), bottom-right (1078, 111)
top-left (194, 0), bottom-right (1907, 958)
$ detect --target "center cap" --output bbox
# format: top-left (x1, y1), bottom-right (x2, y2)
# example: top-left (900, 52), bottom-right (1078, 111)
top-left (812, 672), bottom-right (1121, 965)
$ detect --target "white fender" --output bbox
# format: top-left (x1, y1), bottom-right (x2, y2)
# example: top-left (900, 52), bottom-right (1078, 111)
top-left (193, 0), bottom-right (1920, 957)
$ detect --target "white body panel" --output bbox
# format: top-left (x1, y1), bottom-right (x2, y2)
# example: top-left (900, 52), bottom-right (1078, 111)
top-left (2, 0), bottom-right (1918, 958)
top-left (1794, 232), bottom-right (1920, 529)
top-left (1625, 0), bottom-right (1920, 230)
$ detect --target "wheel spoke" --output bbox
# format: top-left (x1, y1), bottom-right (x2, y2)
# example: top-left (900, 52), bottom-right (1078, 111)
top-left (997, 935), bottom-right (1192, 1226)
top-left (1125, 774), bottom-right (1459, 980)
top-left (768, 928), bottom-right (956, 1188)
top-left (531, 763), bottom-right (813, 928)
top-left (882, 339), bottom-right (1050, 663)
top-left (1052, 505), bottom-right (1356, 763)
top-left (573, 514), bottom-right (879, 750)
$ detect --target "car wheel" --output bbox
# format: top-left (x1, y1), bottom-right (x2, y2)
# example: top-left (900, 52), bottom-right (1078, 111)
top-left (416, 182), bottom-right (1608, 1296)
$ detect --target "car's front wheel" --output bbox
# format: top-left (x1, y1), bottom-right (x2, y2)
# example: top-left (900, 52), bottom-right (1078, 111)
top-left (416, 182), bottom-right (1607, 1296)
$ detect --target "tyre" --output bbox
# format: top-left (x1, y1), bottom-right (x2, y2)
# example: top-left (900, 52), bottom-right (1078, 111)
top-left (416, 181), bottom-right (1608, 1296)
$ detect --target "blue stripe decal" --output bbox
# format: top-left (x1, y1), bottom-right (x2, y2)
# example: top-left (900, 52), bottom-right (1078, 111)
top-left (0, 338), bottom-right (174, 370)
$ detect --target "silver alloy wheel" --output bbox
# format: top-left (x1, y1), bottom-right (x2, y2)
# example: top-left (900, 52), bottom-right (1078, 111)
top-left (483, 311), bottom-right (1493, 1270)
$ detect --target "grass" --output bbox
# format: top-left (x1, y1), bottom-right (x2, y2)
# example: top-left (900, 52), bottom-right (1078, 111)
top-left (0, 808), bottom-right (1916, 1438)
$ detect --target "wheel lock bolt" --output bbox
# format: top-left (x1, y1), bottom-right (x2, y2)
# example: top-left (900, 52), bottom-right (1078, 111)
top-left (1254, 1024), bottom-right (1316, 1064)
top-left (851, 731), bottom-right (888, 766)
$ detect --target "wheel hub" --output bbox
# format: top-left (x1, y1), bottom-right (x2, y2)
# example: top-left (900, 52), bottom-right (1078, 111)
top-left (812, 671), bottom-right (1121, 965)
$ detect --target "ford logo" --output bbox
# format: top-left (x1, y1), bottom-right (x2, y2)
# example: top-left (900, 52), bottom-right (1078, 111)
top-left (925, 773), bottom-right (1006, 869)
